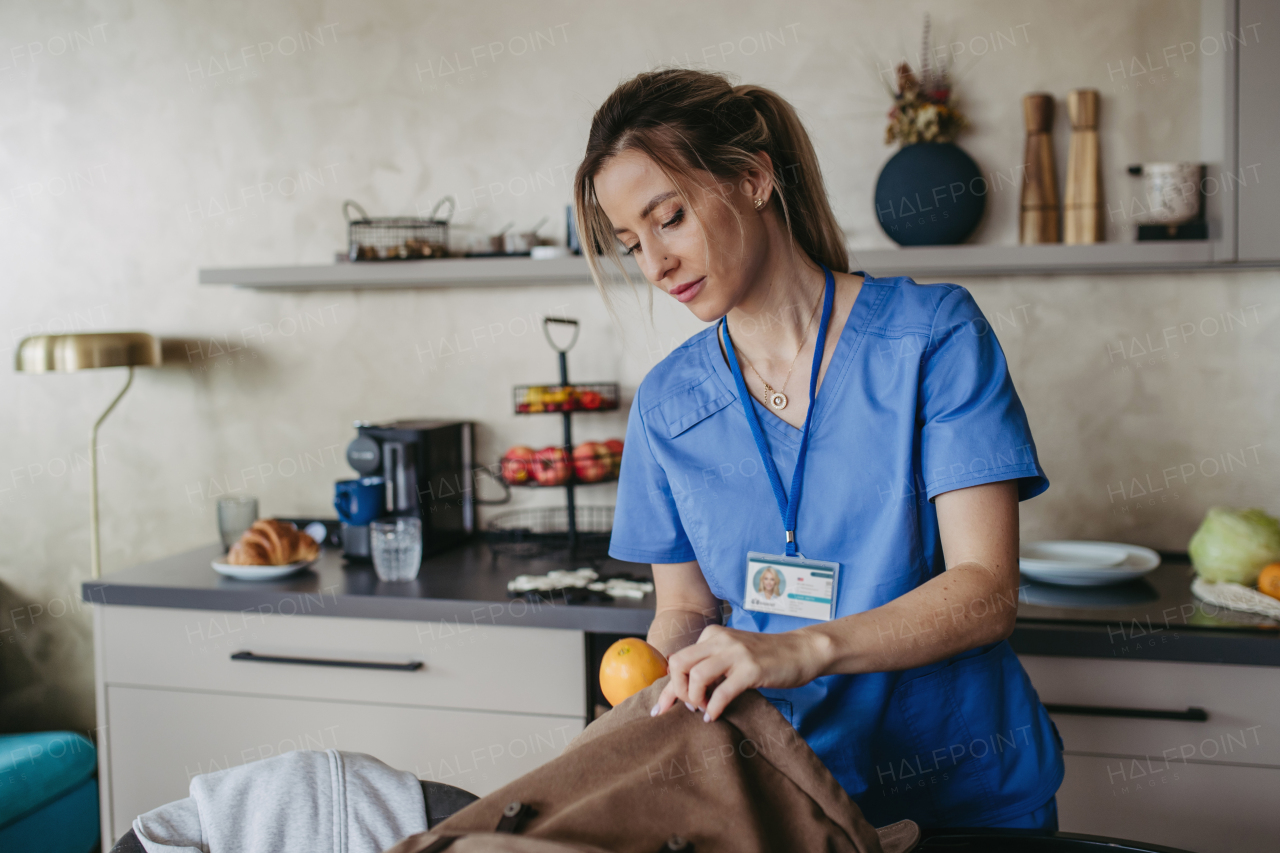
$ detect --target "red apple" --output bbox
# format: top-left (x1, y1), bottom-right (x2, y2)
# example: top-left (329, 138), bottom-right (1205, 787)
top-left (603, 439), bottom-right (624, 477)
top-left (501, 445), bottom-right (536, 484)
top-left (533, 446), bottom-right (571, 486)
top-left (573, 441), bottom-right (612, 483)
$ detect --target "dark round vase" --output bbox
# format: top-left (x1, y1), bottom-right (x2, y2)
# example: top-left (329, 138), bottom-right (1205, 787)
top-left (873, 142), bottom-right (986, 246)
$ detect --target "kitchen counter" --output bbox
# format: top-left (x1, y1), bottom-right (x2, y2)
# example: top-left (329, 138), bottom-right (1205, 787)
top-left (83, 546), bottom-right (1279, 665)
top-left (1012, 555), bottom-right (1279, 666)
top-left (81, 541), bottom-right (657, 634)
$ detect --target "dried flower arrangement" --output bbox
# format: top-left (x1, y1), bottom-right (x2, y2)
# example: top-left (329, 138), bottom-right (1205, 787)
top-left (884, 15), bottom-right (968, 146)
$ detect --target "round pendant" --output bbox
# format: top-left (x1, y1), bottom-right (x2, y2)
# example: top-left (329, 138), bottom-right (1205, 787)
top-left (768, 391), bottom-right (789, 410)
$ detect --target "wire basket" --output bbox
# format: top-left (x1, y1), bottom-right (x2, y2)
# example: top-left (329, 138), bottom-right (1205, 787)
top-left (345, 198), bottom-right (454, 261)
top-left (513, 383), bottom-right (619, 414)
top-left (484, 505), bottom-right (614, 559)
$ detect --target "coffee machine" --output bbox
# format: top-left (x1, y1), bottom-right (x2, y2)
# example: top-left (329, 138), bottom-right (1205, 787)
top-left (340, 420), bottom-right (475, 561)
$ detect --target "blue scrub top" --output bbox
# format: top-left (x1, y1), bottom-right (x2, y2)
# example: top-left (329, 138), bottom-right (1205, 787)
top-left (609, 272), bottom-right (1064, 828)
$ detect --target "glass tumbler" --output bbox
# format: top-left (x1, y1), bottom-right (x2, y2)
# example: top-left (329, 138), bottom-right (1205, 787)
top-left (217, 495), bottom-right (259, 550)
top-left (370, 517), bottom-right (423, 581)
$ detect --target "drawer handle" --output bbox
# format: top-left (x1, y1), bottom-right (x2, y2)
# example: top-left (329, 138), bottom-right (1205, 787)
top-left (1044, 703), bottom-right (1208, 722)
top-left (230, 651), bottom-right (423, 672)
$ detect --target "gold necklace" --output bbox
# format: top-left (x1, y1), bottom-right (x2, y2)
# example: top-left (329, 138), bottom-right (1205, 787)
top-left (736, 291), bottom-right (823, 411)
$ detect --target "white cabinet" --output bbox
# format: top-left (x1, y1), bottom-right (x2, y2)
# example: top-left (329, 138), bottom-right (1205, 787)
top-left (93, 605), bottom-right (586, 849)
top-left (1020, 656), bottom-right (1277, 767)
top-left (98, 604), bottom-right (585, 717)
top-left (1020, 655), bottom-right (1278, 853)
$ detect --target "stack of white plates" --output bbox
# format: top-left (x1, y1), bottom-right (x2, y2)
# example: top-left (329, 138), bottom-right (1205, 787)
top-left (1019, 541), bottom-right (1160, 587)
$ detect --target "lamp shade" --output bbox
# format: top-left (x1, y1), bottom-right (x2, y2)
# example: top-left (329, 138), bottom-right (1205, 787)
top-left (15, 332), bottom-right (160, 373)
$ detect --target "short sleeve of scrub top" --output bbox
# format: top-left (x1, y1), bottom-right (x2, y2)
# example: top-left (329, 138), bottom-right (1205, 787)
top-left (918, 286), bottom-right (1048, 502)
top-left (609, 391), bottom-right (698, 564)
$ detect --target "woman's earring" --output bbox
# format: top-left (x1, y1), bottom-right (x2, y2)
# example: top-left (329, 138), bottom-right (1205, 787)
top-left (753, 197), bottom-right (765, 210)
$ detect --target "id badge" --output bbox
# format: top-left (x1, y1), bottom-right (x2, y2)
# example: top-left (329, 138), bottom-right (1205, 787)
top-left (743, 551), bottom-right (840, 622)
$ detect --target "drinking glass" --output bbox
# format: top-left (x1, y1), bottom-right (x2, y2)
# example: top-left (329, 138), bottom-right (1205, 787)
top-left (370, 517), bottom-right (423, 581)
top-left (217, 496), bottom-right (259, 550)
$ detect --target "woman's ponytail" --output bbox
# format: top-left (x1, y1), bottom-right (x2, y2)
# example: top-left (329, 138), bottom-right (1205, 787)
top-left (733, 84), bottom-right (848, 275)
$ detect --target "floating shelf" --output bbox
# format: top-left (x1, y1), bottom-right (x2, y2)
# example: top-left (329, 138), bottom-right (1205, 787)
top-left (197, 241), bottom-right (1279, 291)
top-left (198, 255), bottom-right (616, 290)
top-left (851, 241), bottom-right (1227, 279)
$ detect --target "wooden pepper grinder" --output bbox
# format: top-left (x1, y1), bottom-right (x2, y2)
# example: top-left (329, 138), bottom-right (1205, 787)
top-left (1020, 93), bottom-right (1059, 243)
top-left (1064, 88), bottom-right (1104, 243)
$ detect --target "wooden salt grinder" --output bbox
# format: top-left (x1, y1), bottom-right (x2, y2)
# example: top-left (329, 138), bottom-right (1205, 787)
top-left (1064, 88), bottom-right (1104, 243)
top-left (1020, 93), bottom-right (1060, 244)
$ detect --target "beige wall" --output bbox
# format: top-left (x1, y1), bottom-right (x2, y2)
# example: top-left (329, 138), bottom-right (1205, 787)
top-left (1, 0), bottom-right (1275, 731)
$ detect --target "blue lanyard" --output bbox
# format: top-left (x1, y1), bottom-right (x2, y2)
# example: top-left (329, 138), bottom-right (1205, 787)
top-left (720, 265), bottom-right (835, 557)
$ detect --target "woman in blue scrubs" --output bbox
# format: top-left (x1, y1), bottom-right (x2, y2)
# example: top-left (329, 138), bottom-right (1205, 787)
top-left (573, 69), bottom-right (1064, 830)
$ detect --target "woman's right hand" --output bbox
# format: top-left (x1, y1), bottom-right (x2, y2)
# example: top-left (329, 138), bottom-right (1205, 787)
top-left (652, 623), bottom-right (830, 722)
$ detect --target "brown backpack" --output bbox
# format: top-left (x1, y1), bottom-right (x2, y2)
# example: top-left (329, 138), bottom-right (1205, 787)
top-left (385, 677), bottom-right (919, 853)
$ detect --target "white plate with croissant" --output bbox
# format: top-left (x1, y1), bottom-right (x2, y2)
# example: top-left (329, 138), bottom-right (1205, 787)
top-left (213, 519), bottom-right (321, 581)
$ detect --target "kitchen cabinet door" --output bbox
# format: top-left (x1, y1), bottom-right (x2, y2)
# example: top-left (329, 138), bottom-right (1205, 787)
top-left (1237, 0), bottom-right (1280, 261)
top-left (1057, 753), bottom-right (1280, 853)
top-left (1019, 655), bottom-right (1278, 767)
top-left (101, 605), bottom-right (586, 718)
top-left (104, 686), bottom-right (584, 844)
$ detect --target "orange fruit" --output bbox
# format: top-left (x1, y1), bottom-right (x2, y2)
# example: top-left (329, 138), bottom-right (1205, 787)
top-left (599, 638), bottom-right (668, 706)
top-left (1258, 563), bottom-right (1280, 601)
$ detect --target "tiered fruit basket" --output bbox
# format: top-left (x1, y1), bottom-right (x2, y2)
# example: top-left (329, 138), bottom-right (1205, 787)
top-left (484, 318), bottom-right (620, 558)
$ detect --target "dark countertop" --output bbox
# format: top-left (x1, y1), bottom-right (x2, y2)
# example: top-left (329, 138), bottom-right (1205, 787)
top-left (82, 542), bottom-right (657, 634)
top-left (83, 545), bottom-right (1280, 665)
top-left (1011, 555), bottom-right (1280, 666)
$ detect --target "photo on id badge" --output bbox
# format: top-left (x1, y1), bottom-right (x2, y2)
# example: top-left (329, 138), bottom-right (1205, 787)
top-left (752, 565), bottom-right (787, 601)
top-left (744, 552), bottom-right (839, 621)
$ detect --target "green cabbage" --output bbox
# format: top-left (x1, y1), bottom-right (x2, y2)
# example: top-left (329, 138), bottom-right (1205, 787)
top-left (1189, 507), bottom-right (1280, 585)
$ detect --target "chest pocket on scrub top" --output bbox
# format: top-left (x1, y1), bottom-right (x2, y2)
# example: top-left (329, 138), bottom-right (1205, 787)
top-left (654, 375), bottom-right (735, 440)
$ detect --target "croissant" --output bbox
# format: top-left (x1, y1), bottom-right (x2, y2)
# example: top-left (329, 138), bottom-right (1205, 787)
top-left (227, 519), bottom-right (320, 566)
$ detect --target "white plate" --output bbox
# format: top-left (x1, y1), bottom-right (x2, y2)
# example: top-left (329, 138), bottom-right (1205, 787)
top-left (1020, 540), bottom-right (1131, 568)
top-left (1019, 541), bottom-right (1160, 587)
top-left (211, 559), bottom-right (313, 581)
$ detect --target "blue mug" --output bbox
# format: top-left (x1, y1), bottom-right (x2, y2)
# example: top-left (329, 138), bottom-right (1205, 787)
top-left (334, 477), bottom-right (385, 525)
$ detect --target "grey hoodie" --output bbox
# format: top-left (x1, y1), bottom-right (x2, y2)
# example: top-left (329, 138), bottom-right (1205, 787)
top-left (132, 749), bottom-right (427, 853)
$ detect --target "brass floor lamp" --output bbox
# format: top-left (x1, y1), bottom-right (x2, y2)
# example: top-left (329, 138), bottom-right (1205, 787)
top-left (15, 333), bottom-right (161, 578)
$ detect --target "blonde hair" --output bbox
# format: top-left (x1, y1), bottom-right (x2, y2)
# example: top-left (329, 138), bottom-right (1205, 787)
top-left (758, 566), bottom-right (781, 595)
top-left (573, 69), bottom-right (847, 299)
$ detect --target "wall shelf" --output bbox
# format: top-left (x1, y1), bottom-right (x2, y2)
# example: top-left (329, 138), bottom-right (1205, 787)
top-left (198, 241), bottom-right (1278, 291)
top-left (850, 241), bottom-right (1228, 279)
top-left (198, 256), bottom-right (610, 290)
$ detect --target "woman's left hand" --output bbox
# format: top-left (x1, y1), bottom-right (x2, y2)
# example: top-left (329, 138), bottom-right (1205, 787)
top-left (651, 625), bottom-right (830, 722)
